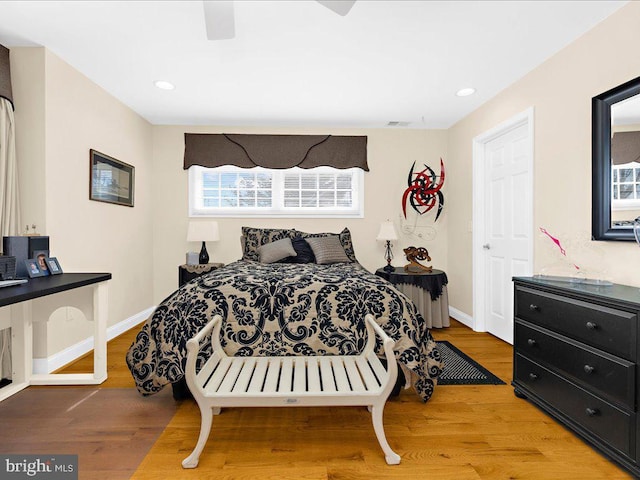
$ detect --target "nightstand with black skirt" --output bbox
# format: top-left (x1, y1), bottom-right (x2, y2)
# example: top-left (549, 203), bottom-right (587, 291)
top-left (375, 267), bottom-right (449, 328)
top-left (178, 263), bottom-right (224, 287)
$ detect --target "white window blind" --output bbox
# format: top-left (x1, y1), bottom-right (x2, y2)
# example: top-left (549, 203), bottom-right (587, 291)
top-left (189, 166), bottom-right (363, 218)
top-left (612, 162), bottom-right (640, 210)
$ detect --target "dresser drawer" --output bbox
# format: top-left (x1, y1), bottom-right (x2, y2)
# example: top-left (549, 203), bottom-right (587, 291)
top-left (514, 354), bottom-right (633, 458)
top-left (515, 321), bottom-right (636, 408)
top-left (515, 286), bottom-right (637, 359)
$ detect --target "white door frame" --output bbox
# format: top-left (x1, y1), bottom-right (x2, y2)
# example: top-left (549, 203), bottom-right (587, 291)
top-left (472, 107), bottom-right (534, 333)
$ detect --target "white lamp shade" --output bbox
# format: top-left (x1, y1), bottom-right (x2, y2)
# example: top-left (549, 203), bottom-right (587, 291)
top-left (187, 220), bottom-right (220, 242)
top-left (376, 221), bottom-right (398, 241)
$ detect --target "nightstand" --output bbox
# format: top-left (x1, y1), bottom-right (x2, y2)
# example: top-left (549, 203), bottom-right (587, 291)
top-left (178, 263), bottom-right (224, 287)
top-left (375, 267), bottom-right (449, 328)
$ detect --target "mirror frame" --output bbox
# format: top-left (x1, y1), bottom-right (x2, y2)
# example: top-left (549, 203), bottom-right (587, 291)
top-left (592, 75), bottom-right (640, 241)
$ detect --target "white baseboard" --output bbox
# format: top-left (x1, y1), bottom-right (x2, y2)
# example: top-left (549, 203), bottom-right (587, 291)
top-left (448, 306), bottom-right (475, 329)
top-left (107, 306), bottom-right (155, 340)
top-left (32, 306), bottom-right (155, 375)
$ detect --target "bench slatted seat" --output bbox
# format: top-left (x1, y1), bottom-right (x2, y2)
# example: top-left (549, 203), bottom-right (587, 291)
top-left (182, 313), bottom-right (401, 468)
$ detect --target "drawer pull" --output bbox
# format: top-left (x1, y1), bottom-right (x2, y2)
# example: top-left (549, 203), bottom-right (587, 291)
top-left (583, 365), bottom-right (595, 374)
top-left (528, 373), bottom-right (538, 381)
top-left (585, 407), bottom-right (599, 417)
top-left (527, 338), bottom-right (537, 347)
top-left (586, 321), bottom-right (598, 330)
top-left (529, 304), bottom-right (539, 312)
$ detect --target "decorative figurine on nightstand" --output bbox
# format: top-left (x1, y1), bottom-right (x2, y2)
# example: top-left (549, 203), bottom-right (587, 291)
top-left (403, 246), bottom-right (432, 273)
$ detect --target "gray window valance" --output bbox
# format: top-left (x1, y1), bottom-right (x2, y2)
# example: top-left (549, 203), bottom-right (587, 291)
top-left (0, 45), bottom-right (13, 109)
top-left (184, 133), bottom-right (368, 171)
top-left (612, 131), bottom-right (640, 165)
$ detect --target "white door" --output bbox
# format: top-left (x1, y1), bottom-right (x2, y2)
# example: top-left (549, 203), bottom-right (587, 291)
top-left (473, 109), bottom-right (533, 344)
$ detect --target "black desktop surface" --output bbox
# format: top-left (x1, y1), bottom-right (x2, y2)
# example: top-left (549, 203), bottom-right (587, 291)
top-left (0, 273), bottom-right (111, 308)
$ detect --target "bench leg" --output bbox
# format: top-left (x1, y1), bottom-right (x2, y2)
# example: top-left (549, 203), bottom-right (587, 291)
top-left (400, 364), bottom-right (412, 389)
top-left (182, 405), bottom-right (214, 468)
top-left (370, 404), bottom-right (401, 465)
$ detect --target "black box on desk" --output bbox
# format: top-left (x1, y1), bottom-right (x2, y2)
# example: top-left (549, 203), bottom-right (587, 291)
top-left (2, 236), bottom-right (49, 278)
top-left (0, 256), bottom-right (17, 280)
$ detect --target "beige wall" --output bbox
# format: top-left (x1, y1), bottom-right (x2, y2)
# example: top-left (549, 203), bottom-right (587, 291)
top-left (11, 48), bottom-right (154, 357)
top-left (151, 126), bottom-right (448, 303)
top-left (612, 210), bottom-right (640, 222)
top-left (446, 1), bottom-right (640, 317)
top-left (612, 124), bottom-right (640, 133)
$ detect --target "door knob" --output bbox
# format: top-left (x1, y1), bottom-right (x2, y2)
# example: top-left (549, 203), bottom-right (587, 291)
top-left (482, 244), bottom-right (491, 250)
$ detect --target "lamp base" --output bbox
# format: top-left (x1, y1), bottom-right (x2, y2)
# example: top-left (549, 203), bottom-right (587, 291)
top-left (199, 241), bottom-right (209, 264)
top-left (383, 240), bottom-right (394, 273)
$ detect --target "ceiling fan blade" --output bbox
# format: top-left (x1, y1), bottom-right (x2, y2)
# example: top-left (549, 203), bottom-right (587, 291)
top-left (203, 1), bottom-right (235, 41)
top-left (316, 0), bottom-right (356, 16)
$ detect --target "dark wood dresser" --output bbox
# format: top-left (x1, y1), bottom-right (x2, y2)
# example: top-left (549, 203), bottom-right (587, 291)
top-left (513, 276), bottom-right (640, 476)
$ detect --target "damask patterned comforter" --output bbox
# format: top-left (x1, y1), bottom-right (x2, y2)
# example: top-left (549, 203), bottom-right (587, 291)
top-left (126, 260), bottom-right (443, 401)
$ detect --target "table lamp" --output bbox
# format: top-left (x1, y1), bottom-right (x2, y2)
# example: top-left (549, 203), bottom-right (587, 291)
top-left (187, 220), bottom-right (219, 264)
top-left (376, 220), bottom-right (399, 272)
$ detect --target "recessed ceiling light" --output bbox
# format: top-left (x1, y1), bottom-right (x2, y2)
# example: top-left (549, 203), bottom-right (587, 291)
top-left (154, 80), bottom-right (175, 90)
top-left (456, 87), bottom-right (476, 97)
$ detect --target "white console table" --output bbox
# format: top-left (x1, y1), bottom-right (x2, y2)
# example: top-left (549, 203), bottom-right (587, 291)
top-left (0, 272), bottom-right (111, 401)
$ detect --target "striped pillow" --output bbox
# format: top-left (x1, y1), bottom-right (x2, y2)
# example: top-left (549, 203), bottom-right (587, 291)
top-left (305, 235), bottom-right (350, 264)
top-left (295, 227), bottom-right (357, 262)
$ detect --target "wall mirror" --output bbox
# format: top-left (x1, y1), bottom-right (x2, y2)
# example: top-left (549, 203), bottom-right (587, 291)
top-left (592, 75), bottom-right (640, 241)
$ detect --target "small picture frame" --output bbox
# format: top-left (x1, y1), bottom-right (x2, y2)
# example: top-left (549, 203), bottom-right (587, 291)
top-left (24, 259), bottom-right (46, 278)
top-left (45, 257), bottom-right (63, 275)
top-left (34, 252), bottom-right (50, 276)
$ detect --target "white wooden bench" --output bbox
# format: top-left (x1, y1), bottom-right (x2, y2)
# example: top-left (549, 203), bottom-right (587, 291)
top-left (182, 313), bottom-right (401, 468)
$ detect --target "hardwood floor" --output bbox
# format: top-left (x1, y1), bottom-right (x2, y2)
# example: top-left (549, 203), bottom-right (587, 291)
top-left (0, 386), bottom-right (178, 480)
top-left (19, 319), bottom-right (635, 478)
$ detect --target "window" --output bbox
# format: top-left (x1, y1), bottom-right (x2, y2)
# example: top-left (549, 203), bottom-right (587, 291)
top-left (189, 165), bottom-right (364, 217)
top-left (612, 162), bottom-right (640, 210)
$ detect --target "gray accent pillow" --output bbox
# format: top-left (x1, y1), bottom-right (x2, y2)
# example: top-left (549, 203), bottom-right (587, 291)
top-left (295, 227), bottom-right (357, 262)
top-left (241, 227), bottom-right (296, 261)
top-left (257, 238), bottom-right (297, 264)
top-left (305, 235), bottom-right (350, 264)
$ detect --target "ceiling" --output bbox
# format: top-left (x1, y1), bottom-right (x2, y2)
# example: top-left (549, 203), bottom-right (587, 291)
top-left (0, 0), bottom-right (629, 129)
top-left (613, 95), bottom-right (640, 126)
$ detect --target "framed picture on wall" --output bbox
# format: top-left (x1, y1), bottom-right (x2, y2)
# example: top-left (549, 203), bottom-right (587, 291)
top-left (90, 149), bottom-right (135, 207)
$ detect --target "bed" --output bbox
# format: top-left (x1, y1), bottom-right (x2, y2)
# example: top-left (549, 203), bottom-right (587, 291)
top-left (126, 227), bottom-right (443, 402)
